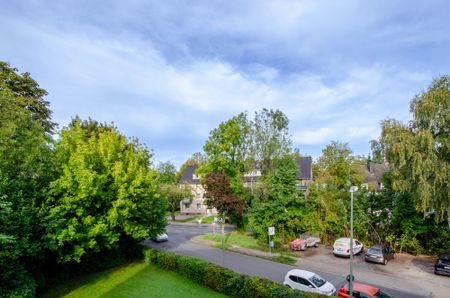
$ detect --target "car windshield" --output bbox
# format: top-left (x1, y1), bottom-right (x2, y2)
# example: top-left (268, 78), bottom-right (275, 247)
top-left (375, 290), bottom-right (393, 298)
top-left (309, 274), bottom-right (326, 288)
top-left (368, 248), bottom-right (382, 254)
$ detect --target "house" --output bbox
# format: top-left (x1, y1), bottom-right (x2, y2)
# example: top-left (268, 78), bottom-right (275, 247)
top-left (363, 162), bottom-right (389, 191)
top-left (179, 157), bottom-right (314, 215)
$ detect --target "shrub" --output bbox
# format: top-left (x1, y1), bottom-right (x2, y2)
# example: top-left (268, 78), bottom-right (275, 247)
top-left (143, 248), bottom-right (324, 298)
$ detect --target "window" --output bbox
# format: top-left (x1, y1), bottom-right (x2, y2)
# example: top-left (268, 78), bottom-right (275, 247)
top-left (297, 277), bottom-right (312, 287)
top-left (309, 274), bottom-right (325, 287)
top-left (289, 275), bottom-right (298, 282)
top-left (196, 203), bottom-right (202, 210)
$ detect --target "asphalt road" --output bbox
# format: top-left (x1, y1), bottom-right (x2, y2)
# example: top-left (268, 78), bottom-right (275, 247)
top-left (143, 224), bottom-right (434, 298)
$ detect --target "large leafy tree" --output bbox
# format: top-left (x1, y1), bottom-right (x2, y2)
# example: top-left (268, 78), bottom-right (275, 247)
top-left (306, 142), bottom-right (366, 243)
top-left (373, 76), bottom-right (450, 227)
top-left (157, 161), bottom-right (178, 184)
top-left (248, 156), bottom-right (305, 243)
top-left (249, 108), bottom-right (293, 175)
top-left (200, 112), bottom-right (251, 194)
top-left (0, 61), bottom-right (55, 133)
top-left (46, 119), bottom-right (166, 263)
top-left (0, 77), bottom-right (54, 296)
top-left (203, 171), bottom-right (245, 219)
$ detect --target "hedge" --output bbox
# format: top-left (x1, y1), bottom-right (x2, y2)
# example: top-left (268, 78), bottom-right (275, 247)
top-left (144, 248), bottom-right (324, 298)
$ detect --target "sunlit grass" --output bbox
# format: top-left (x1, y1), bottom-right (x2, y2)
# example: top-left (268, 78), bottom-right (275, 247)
top-left (42, 261), bottom-right (227, 298)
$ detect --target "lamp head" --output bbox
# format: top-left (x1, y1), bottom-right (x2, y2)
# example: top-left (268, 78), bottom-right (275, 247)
top-left (349, 186), bottom-right (358, 193)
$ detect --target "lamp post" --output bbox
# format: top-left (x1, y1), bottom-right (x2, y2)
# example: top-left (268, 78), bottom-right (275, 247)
top-left (349, 186), bottom-right (358, 298)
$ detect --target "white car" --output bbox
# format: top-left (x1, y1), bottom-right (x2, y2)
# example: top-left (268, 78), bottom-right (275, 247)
top-left (151, 233), bottom-right (168, 242)
top-left (283, 269), bottom-right (336, 296)
top-left (333, 237), bottom-right (363, 257)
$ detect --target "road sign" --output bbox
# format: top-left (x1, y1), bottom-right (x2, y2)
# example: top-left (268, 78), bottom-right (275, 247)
top-left (268, 226), bottom-right (275, 236)
top-left (269, 241), bottom-right (274, 247)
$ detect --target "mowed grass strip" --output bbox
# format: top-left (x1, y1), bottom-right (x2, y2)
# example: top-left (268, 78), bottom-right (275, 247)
top-left (202, 231), bottom-right (267, 251)
top-left (42, 261), bottom-right (227, 298)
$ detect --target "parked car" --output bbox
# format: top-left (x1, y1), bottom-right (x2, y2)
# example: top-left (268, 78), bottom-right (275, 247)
top-left (284, 269), bottom-right (336, 296)
top-left (290, 238), bottom-right (307, 251)
top-left (151, 233), bottom-right (168, 242)
top-left (434, 252), bottom-right (450, 276)
top-left (337, 282), bottom-right (394, 298)
top-left (333, 238), bottom-right (364, 257)
top-left (365, 244), bottom-right (395, 265)
top-left (301, 233), bottom-right (321, 248)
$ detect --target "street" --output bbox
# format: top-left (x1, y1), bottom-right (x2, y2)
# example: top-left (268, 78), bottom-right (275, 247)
top-left (144, 224), bottom-right (448, 298)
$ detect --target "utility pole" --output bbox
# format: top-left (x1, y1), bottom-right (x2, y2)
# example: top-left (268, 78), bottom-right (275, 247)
top-left (349, 186), bottom-right (358, 298)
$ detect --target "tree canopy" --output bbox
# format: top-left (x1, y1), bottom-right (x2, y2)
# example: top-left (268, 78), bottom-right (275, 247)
top-left (373, 75), bottom-right (450, 225)
top-left (46, 120), bottom-right (166, 263)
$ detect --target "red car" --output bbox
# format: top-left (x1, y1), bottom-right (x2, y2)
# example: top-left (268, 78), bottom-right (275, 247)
top-left (337, 282), bottom-right (393, 298)
top-left (290, 238), bottom-right (307, 251)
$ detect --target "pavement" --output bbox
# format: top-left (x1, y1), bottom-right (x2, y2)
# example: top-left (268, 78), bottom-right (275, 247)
top-left (144, 224), bottom-right (449, 298)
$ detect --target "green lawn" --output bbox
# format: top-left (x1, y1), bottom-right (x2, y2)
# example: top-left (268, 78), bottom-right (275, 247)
top-left (202, 231), bottom-right (268, 251)
top-left (202, 231), bottom-right (297, 265)
top-left (42, 261), bottom-right (227, 298)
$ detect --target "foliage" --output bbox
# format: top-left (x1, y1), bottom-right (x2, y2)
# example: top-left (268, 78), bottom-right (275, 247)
top-left (159, 183), bottom-right (193, 220)
top-left (46, 119), bottom-right (166, 263)
top-left (203, 171), bottom-right (245, 220)
top-left (144, 248), bottom-right (323, 298)
top-left (0, 61), bottom-right (55, 133)
top-left (200, 112), bottom-right (251, 194)
top-left (303, 142), bottom-right (366, 243)
top-left (372, 76), bottom-right (450, 225)
top-left (248, 156), bottom-right (306, 243)
top-left (157, 161), bottom-right (178, 184)
top-left (249, 108), bottom-right (293, 175)
top-left (0, 75), bottom-right (54, 297)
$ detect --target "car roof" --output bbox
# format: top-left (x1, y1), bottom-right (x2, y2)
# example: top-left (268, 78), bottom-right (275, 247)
top-left (341, 282), bottom-right (379, 296)
top-left (287, 269), bottom-right (315, 279)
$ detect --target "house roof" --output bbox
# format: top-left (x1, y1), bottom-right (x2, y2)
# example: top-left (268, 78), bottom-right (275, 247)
top-left (364, 162), bottom-right (389, 184)
top-left (297, 156), bottom-right (312, 180)
top-left (179, 165), bottom-right (200, 184)
top-left (179, 156), bottom-right (313, 184)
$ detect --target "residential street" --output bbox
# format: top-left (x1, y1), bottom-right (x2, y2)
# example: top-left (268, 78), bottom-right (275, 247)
top-left (144, 224), bottom-right (449, 298)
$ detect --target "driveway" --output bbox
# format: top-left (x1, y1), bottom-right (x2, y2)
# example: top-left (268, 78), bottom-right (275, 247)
top-left (144, 224), bottom-right (448, 298)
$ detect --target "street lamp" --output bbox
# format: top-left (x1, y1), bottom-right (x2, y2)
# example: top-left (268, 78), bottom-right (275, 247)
top-left (349, 186), bottom-right (358, 298)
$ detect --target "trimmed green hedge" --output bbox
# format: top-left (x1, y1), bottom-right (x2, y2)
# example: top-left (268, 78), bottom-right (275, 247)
top-left (144, 248), bottom-right (324, 298)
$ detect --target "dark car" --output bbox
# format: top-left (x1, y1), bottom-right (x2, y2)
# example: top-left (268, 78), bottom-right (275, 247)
top-left (434, 252), bottom-right (450, 276)
top-left (365, 244), bottom-right (395, 265)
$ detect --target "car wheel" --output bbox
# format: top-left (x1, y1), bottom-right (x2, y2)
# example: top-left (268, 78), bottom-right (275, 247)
top-left (383, 259), bottom-right (387, 265)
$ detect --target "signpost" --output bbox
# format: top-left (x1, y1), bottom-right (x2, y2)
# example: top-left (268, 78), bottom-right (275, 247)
top-left (268, 226), bottom-right (275, 254)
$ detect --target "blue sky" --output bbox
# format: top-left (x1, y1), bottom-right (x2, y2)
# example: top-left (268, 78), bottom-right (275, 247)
top-left (1, 1), bottom-right (449, 167)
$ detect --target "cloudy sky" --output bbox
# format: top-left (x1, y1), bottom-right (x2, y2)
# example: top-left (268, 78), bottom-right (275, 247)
top-left (1, 1), bottom-right (449, 167)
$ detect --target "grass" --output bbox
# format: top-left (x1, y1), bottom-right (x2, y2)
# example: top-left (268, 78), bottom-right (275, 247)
top-left (176, 216), bottom-right (197, 222)
top-left (202, 231), bottom-right (268, 251)
top-left (271, 255), bottom-right (297, 265)
top-left (42, 261), bottom-right (227, 298)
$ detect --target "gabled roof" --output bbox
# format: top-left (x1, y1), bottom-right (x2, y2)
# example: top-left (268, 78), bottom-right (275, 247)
top-left (179, 165), bottom-right (200, 184)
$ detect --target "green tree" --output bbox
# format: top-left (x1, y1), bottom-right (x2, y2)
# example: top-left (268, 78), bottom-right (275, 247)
top-left (0, 82), bottom-right (54, 297)
top-left (0, 61), bottom-right (55, 133)
top-left (200, 112), bottom-right (250, 194)
top-left (249, 108), bottom-right (293, 175)
top-left (306, 142), bottom-right (366, 243)
top-left (373, 76), bottom-right (450, 227)
top-left (157, 161), bottom-right (178, 184)
top-left (160, 183), bottom-right (193, 221)
top-left (46, 119), bottom-right (166, 263)
top-left (248, 156), bottom-right (305, 243)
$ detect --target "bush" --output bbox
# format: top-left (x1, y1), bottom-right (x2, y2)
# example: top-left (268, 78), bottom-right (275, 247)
top-left (144, 248), bottom-right (323, 298)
